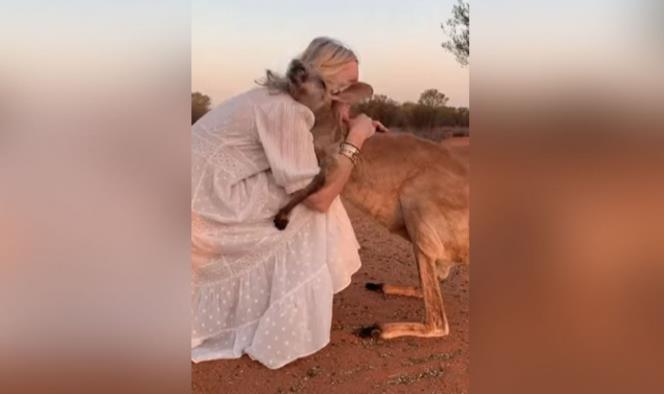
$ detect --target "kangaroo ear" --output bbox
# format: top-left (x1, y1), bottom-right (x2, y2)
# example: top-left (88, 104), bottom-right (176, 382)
top-left (287, 59), bottom-right (309, 85)
top-left (332, 82), bottom-right (374, 104)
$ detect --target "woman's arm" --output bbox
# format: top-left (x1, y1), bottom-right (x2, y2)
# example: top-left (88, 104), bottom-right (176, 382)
top-left (302, 152), bottom-right (354, 212)
top-left (303, 114), bottom-right (375, 212)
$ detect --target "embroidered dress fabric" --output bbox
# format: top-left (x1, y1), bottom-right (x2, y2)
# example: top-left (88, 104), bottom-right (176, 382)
top-left (191, 87), bottom-right (361, 369)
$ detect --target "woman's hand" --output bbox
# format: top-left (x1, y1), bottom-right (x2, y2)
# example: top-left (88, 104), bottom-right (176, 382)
top-left (304, 114), bottom-right (381, 213)
top-left (345, 114), bottom-right (376, 149)
top-left (372, 120), bottom-right (389, 133)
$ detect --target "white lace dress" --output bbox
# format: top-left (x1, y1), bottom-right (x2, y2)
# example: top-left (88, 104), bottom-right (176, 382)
top-left (191, 87), bottom-right (361, 369)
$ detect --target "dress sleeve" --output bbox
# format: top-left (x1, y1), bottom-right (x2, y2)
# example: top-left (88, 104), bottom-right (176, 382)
top-left (254, 99), bottom-right (321, 194)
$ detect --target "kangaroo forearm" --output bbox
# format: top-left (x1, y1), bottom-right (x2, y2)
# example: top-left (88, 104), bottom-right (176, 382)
top-left (304, 153), bottom-right (353, 211)
top-left (281, 171), bottom-right (326, 213)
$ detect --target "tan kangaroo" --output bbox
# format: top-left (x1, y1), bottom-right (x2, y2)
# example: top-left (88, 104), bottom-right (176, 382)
top-left (275, 60), bottom-right (469, 340)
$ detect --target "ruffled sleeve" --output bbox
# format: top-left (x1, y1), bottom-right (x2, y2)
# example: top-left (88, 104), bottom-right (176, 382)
top-left (254, 98), bottom-right (321, 194)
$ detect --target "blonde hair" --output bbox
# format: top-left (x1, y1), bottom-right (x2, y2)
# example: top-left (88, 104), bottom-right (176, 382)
top-left (258, 37), bottom-right (358, 94)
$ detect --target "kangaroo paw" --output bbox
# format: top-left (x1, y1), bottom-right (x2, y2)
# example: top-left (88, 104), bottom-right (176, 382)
top-left (273, 212), bottom-right (290, 230)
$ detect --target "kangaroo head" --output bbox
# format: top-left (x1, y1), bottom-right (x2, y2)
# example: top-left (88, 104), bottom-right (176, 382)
top-left (287, 59), bottom-right (330, 113)
top-left (309, 82), bottom-right (374, 163)
top-left (331, 82), bottom-right (374, 109)
top-left (286, 59), bottom-right (374, 163)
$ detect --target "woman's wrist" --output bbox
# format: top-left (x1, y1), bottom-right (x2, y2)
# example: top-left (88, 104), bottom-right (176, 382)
top-left (345, 129), bottom-right (366, 149)
top-left (338, 143), bottom-right (359, 166)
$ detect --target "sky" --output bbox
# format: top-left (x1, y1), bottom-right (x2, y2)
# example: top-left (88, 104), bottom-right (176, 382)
top-left (192, 0), bottom-right (469, 108)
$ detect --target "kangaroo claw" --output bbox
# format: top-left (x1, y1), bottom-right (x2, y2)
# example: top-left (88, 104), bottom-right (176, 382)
top-left (273, 215), bottom-right (289, 230)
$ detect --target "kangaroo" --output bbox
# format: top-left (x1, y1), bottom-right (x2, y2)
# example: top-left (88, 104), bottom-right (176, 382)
top-left (277, 59), bottom-right (469, 340)
top-left (272, 59), bottom-right (375, 230)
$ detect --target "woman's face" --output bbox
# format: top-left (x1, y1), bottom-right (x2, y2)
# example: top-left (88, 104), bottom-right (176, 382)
top-left (332, 61), bottom-right (359, 122)
top-left (336, 61), bottom-right (359, 89)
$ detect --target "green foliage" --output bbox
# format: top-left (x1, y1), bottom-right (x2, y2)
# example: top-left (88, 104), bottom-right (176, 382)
top-left (418, 89), bottom-right (449, 107)
top-left (353, 94), bottom-right (401, 127)
top-left (441, 0), bottom-right (469, 66)
top-left (192, 92), bottom-right (211, 124)
top-left (352, 89), bottom-right (469, 130)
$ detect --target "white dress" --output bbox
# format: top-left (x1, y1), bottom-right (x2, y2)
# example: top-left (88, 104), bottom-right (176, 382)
top-left (190, 87), bottom-right (361, 369)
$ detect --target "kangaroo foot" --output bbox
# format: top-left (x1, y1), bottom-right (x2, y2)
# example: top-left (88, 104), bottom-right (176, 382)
top-left (273, 212), bottom-right (289, 230)
top-left (363, 322), bottom-right (449, 340)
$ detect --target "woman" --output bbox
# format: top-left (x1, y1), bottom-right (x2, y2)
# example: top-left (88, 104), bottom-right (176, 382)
top-left (191, 37), bottom-right (377, 369)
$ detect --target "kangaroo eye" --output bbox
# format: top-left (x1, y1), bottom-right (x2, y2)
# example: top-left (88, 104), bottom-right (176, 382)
top-left (318, 79), bottom-right (327, 90)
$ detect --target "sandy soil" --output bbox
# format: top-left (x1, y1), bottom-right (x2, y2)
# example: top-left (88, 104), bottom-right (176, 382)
top-left (192, 198), bottom-right (470, 394)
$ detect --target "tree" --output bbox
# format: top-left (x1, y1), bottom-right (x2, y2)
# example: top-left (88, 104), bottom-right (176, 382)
top-left (441, 0), bottom-right (469, 66)
top-left (352, 90), bottom-right (468, 132)
top-left (192, 92), bottom-right (211, 124)
top-left (455, 107), bottom-right (470, 127)
top-left (418, 89), bottom-right (449, 107)
top-left (353, 94), bottom-right (401, 127)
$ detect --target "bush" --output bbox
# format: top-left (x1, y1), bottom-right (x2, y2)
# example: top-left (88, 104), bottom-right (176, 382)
top-left (353, 94), bottom-right (401, 127)
top-left (352, 89), bottom-right (469, 130)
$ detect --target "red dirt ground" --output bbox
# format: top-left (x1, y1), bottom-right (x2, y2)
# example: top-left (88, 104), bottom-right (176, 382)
top-left (192, 195), bottom-right (470, 394)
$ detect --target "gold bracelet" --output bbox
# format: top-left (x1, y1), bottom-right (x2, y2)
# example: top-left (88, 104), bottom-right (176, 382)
top-left (339, 143), bottom-right (359, 156)
top-left (338, 146), bottom-right (359, 165)
top-left (338, 150), bottom-right (356, 165)
top-left (342, 141), bottom-right (361, 153)
top-left (341, 141), bottom-right (360, 155)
